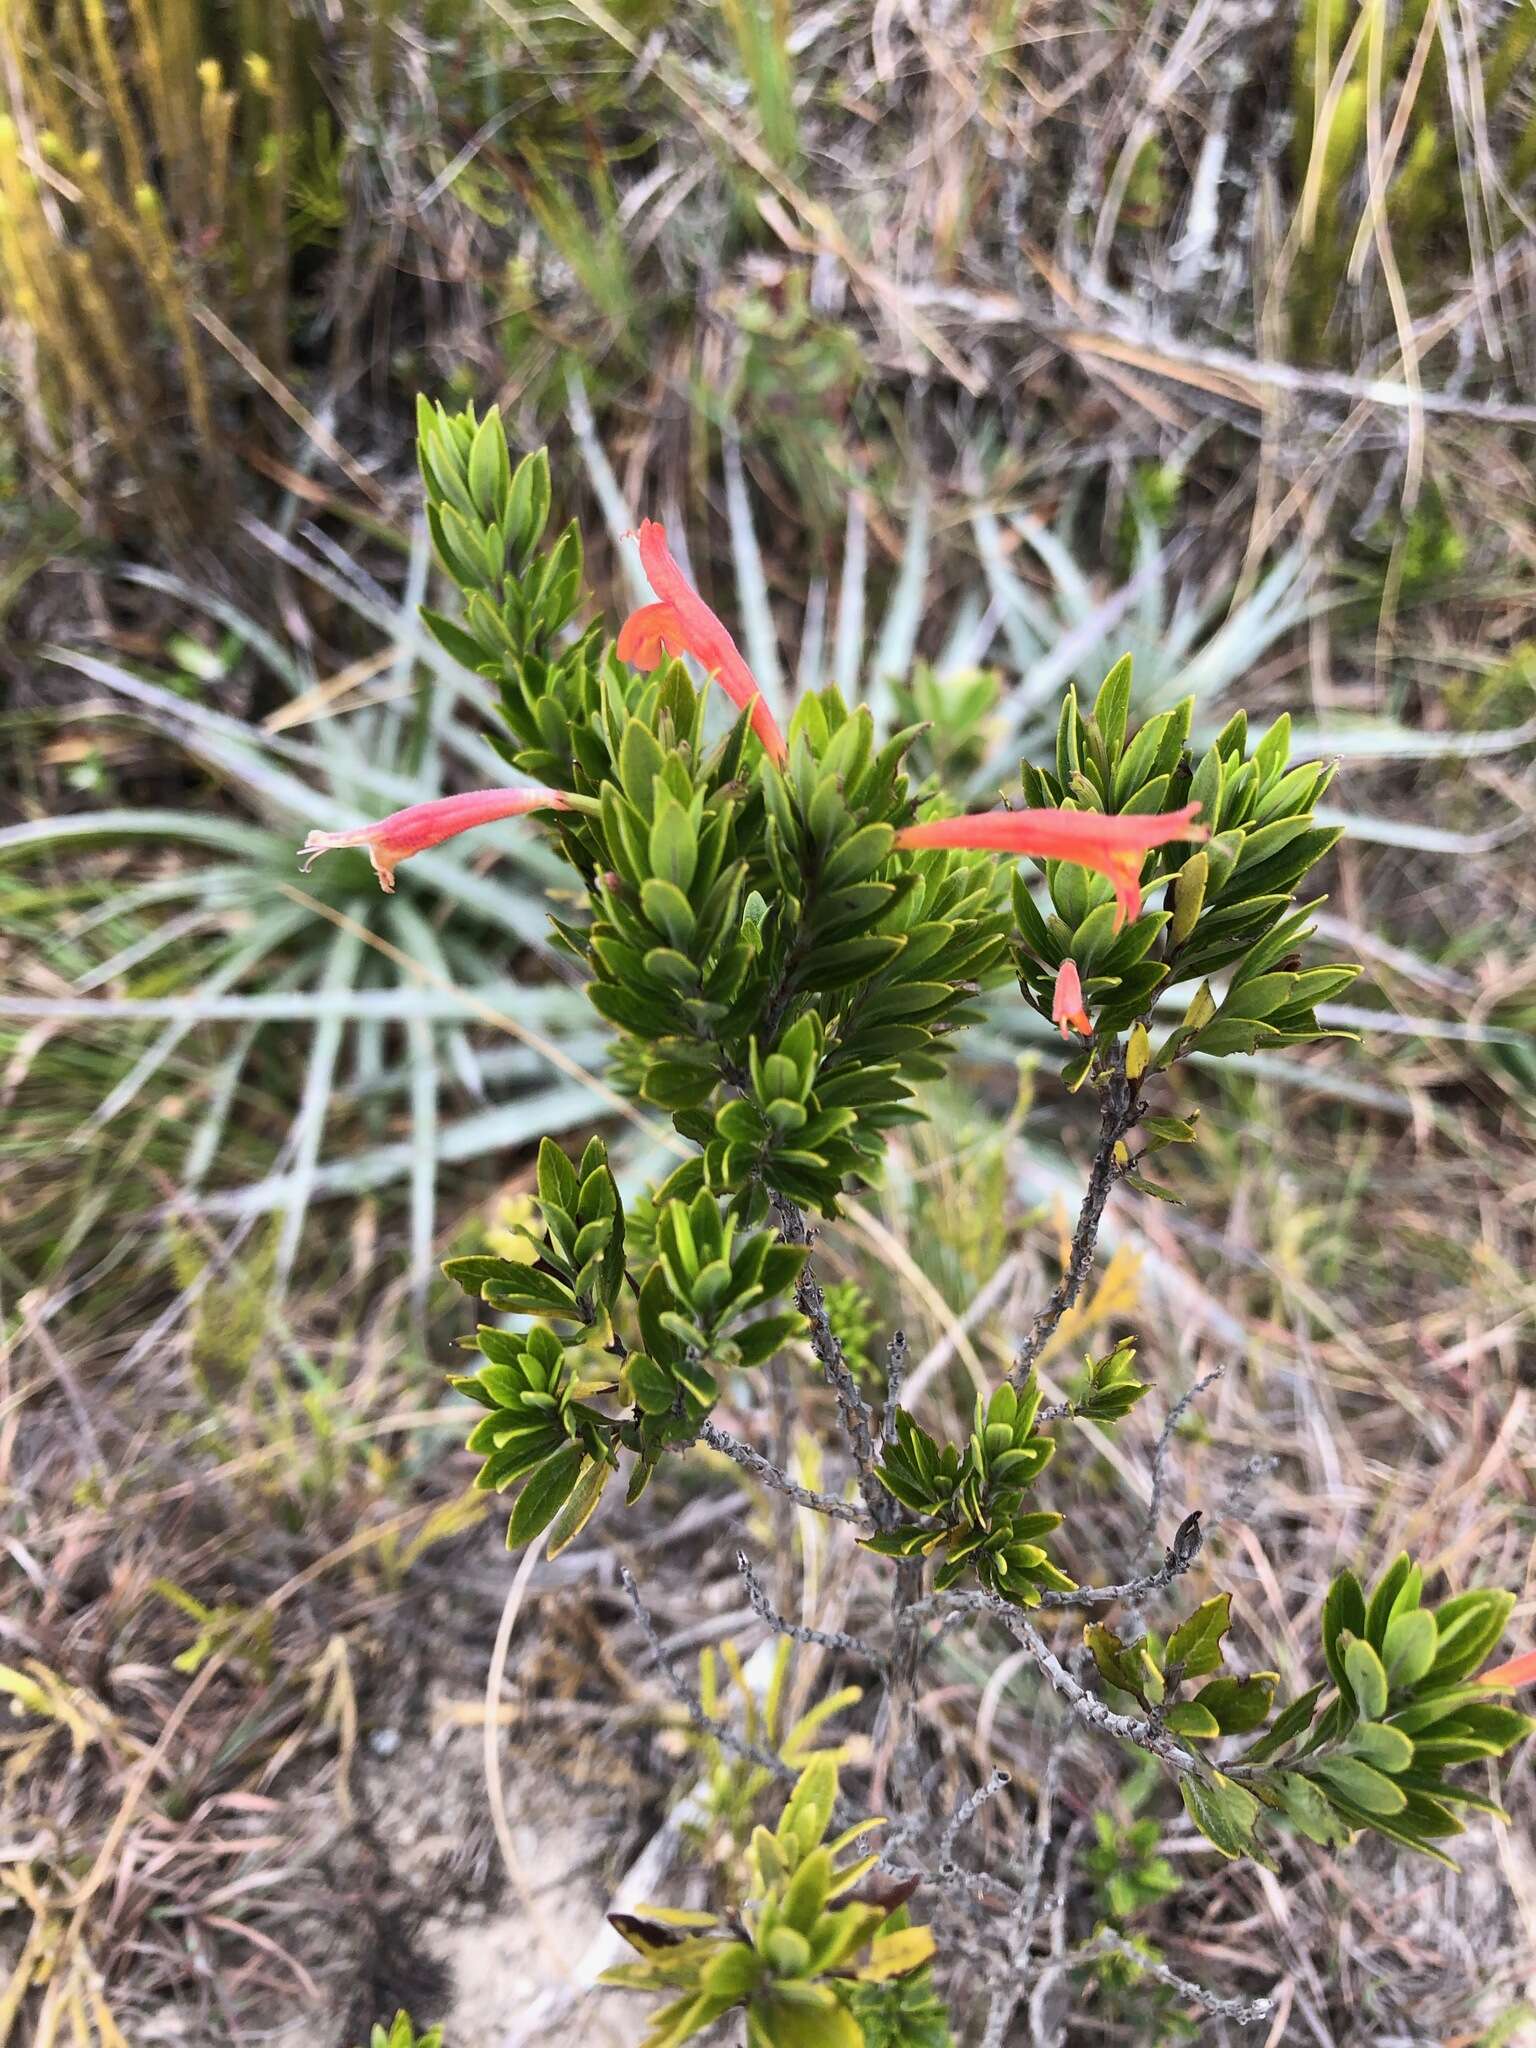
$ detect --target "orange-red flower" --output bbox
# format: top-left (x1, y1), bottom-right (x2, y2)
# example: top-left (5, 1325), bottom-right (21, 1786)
top-left (298, 787), bottom-right (572, 893)
top-left (1051, 958), bottom-right (1091, 1039)
top-left (894, 801), bottom-right (1206, 930)
top-left (618, 520), bottom-right (788, 764)
top-left (1478, 1648), bottom-right (1536, 1690)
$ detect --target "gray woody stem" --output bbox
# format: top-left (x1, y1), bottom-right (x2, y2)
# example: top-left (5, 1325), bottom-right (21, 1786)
top-left (619, 1564), bottom-right (795, 1784)
top-left (912, 1587), bottom-right (1199, 1776)
top-left (698, 1420), bottom-right (871, 1526)
top-left (735, 1549), bottom-right (885, 1663)
top-left (1012, 1049), bottom-right (1144, 1387)
top-left (773, 1195), bottom-right (892, 1528)
top-left (1080, 1930), bottom-right (1275, 2026)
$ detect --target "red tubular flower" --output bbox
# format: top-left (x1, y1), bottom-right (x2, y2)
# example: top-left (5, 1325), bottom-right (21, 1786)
top-left (298, 787), bottom-right (571, 893)
top-left (894, 801), bottom-right (1207, 930)
top-left (1478, 1649), bottom-right (1536, 1690)
top-left (1051, 958), bottom-right (1092, 1039)
top-left (618, 520), bottom-right (788, 765)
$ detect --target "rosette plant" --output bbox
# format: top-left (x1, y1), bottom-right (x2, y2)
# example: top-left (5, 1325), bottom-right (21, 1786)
top-left (305, 401), bottom-right (1532, 2042)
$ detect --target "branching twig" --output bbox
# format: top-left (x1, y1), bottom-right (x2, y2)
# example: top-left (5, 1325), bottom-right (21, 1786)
top-left (979, 1740), bottom-right (1061, 2048)
top-left (774, 1195), bottom-right (891, 1526)
top-left (767, 1206), bottom-right (930, 1796)
top-left (898, 1586), bottom-right (1199, 1775)
top-left (1013, 1737), bottom-right (1060, 1941)
top-left (618, 1564), bottom-right (795, 1784)
top-left (879, 1858), bottom-right (1018, 1908)
top-left (882, 1327), bottom-right (908, 1443)
top-left (1138, 1367), bottom-right (1224, 1559)
top-left (902, 1517), bottom-right (1202, 1625)
top-left (1010, 1610), bottom-right (1199, 1774)
top-left (937, 1766), bottom-right (1012, 1869)
top-left (1012, 1054), bottom-right (1144, 1387)
top-left (1029, 1813), bottom-right (1087, 2048)
top-left (698, 1420), bottom-right (872, 1526)
top-left (1078, 1929), bottom-right (1276, 2026)
top-left (735, 1549), bottom-right (886, 1663)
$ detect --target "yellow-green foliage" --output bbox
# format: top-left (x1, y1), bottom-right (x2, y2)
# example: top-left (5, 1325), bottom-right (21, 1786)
top-left (1288, 0), bottom-right (1536, 356)
top-left (362, 2014), bottom-right (443, 2048)
top-left (603, 1757), bottom-right (951, 2048)
top-left (687, 1638), bottom-right (863, 1855)
top-left (720, 0), bottom-right (801, 176)
top-left (0, 0), bottom-right (320, 524)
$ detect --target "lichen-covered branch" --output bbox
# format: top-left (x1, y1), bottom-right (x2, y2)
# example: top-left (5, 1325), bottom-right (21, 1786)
top-left (698, 1420), bottom-right (872, 1526)
top-left (882, 1327), bottom-right (908, 1443)
top-left (903, 1514), bottom-right (1202, 1624)
top-left (1079, 1929), bottom-right (1276, 2026)
top-left (619, 1564), bottom-right (795, 1784)
top-left (901, 1584), bottom-right (1199, 1775)
top-left (735, 1548), bottom-right (886, 1663)
top-left (937, 1766), bottom-right (1012, 1869)
top-left (1012, 1051), bottom-right (1143, 1387)
top-left (773, 1195), bottom-right (892, 1526)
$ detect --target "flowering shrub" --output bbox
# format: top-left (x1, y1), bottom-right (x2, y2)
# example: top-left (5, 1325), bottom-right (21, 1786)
top-left (306, 401), bottom-right (1533, 2042)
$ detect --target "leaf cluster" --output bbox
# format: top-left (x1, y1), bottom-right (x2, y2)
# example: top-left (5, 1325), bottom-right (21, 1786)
top-left (361, 2015), bottom-right (442, 2048)
top-left (1083, 1808), bottom-right (1182, 1924)
top-left (446, 1134), bottom-right (806, 1543)
top-left (1235, 1556), bottom-right (1533, 1866)
top-left (865, 1378), bottom-right (1074, 1605)
top-left (444, 1133), bottom-right (624, 1327)
top-left (598, 692), bottom-right (1015, 1221)
top-left (1130, 1557), bottom-right (1535, 1866)
top-left (1087, 1593), bottom-right (1279, 1745)
top-left (420, 418), bottom-right (1020, 1226)
top-left (1010, 661), bottom-right (1357, 1062)
top-left (686, 1639), bottom-right (862, 1855)
top-left (601, 1758), bottom-right (950, 2048)
top-left (417, 398), bottom-right (588, 701)
top-left (1065, 1337), bottom-right (1149, 1422)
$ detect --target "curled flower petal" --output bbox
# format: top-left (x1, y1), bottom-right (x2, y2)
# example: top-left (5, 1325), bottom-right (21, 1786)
top-left (1478, 1649), bottom-right (1536, 1690)
top-left (1051, 958), bottom-right (1092, 1040)
top-left (298, 786), bottom-right (571, 893)
top-left (894, 801), bottom-right (1206, 930)
top-left (620, 520), bottom-right (788, 764)
top-left (615, 600), bottom-right (684, 670)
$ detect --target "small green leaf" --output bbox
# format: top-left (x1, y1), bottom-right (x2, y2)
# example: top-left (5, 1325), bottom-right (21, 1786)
top-left (1242, 1680), bottom-right (1325, 1763)
top-left (1274, 1771), bottom-right (1352, 1847)
top-left (537, 1135), bottom-right (580, 1214)
top-left (467, 405), bottom-right (510, 523)
top-left (1179, 1770), bottom-right (1260, 1859)
top-left (506, 1442), bottom-right (584, 1549)
top-left (776, 1756), bottom-right (839, 1858)
top-left (1166, 1594), bottom-right (1232, 1681)
top-left (1321, 1570), bottom-right (1367, 1701)
top-left (1314, 1755), bottom-right (1407, 1816)
top-left (1381, 1608), bottom-right (1438, 1691)
top-left (1195, 1673), bottom-right (1277, 1735)
top-left (1345, 1721), bottom-right (1414, 1774)
top-left (1343, 1635), bottom-right (1389, 1721)
top-left (1169, 850), bottom-right (1207, 948)
top-left (442, 1254), bottom-right (527, 1296)
top-left (1164, 1701), bottom-right (1222, 1739)
top-left (649, 799), bottom-right (699, 893)
top-left (1092, 654), bottom-right (1134, 760)
top-left (1427, 1588), bottom-right (1515, 1685)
